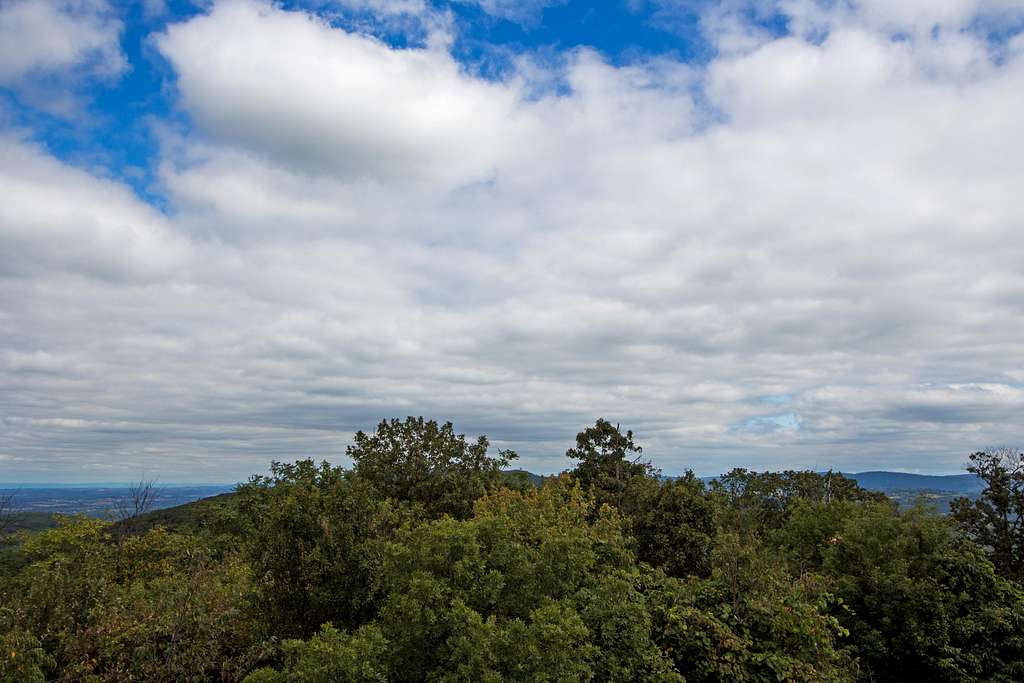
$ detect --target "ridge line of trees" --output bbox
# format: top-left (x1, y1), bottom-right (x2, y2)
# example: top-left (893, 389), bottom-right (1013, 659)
top-left (2, 417), bottom-right (1022, 682)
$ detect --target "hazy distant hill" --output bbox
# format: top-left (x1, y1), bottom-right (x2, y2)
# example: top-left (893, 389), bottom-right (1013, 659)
top-left (3, 511), bottom-right (59, 535)
top-left (694, 470), bottom-right (985, 513)
top-left (0, 485), bottom-right (235, 516)
top-left (501, 469), bottom-right (547, 488)
top-left (839, 471), bottom-right (984, 513)
top-left (124, 491), bottom-right (238, 533)
top-left (696, 471), bottom-right (984, 494)
top-left (2, 470), bottom-right (987, 526)
top-left (845, 471), bottom-right (984, 494)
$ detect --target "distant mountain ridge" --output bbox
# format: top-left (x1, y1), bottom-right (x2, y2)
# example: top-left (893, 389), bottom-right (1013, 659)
top-left (123, 469), bottom-right (985, 528)
top-left (3, 471), bottom-right (985, 524)
top-left (501, 469), bottom-right (546, 488)
top-left (693, 470), bottom-right (984, 494)
top-left (843, 471), bottom-right (984, 494)
top-left (0, 485), bottom-right (235, 516)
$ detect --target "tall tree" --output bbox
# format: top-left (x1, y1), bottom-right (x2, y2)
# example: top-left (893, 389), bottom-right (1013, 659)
top-left (566, 419), bottom-right (658, 508)
top-left (628, 472), bottom-right (716, 578)
top-left (236, 460), bottom-right (413, 637)
top-left (951, 448), bottom-right (1024, 581)
top-left (348, 417), bottom-right (517, 519)
top-left (712, 468), bottom-right (887, 531)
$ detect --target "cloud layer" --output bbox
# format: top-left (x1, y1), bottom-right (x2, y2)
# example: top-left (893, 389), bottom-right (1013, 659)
top-left (1, 0), bottom-right (1023, 481)
top-left (0, 0), bottom-right (124, 114)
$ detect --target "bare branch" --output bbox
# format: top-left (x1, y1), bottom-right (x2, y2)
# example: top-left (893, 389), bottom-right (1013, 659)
top-left (115, 478), bottom-right (161, 538)
top-left (0, 490), bottom-right (13, 535)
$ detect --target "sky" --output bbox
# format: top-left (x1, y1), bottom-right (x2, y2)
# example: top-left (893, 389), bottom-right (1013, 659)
top-left (1, 0), bottom-right (1023, 483)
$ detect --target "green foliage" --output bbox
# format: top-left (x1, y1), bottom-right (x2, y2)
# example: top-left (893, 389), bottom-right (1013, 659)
top-left (348, 416), bottom-right (518, 519)
top-left (2, 422), bottom-right (1022, 682)
top-left (1, 512), bottom-right (58, 536)
top-left (614, 533), bottom-right (856, 683)
top-left (770, 498), bottom-right (860, 573)
top-left (243, 624), bottom-right (389, 683)
top-left (496, 599), bottom-right (596, 681)
top-left (951, 448), bottom-right (1024, 581)
top-left (0, 607), bottom-right (53, 683)
top-left (626, 472), bottom-right (716, 578)
top-left (677, 531), bottom-right (854, 682)
top-left (236, 459), bottom-right (415, 638)
top-left (712, 468), bottom-right (888, 531)
top-left (254, 480), bottom-right (682, 681)
top-left (565, 422), bottom-right (716, 578)
top-left (366, 479), bottom-right (643, 681)
top-left (778, 500), bottom-right (1024, 681)
top-left (566, 419), bottom-right (658, 509)
top-left (1, 515), bottom-right (265, 682)
top-left (123, 491), bottom-right (238, 535)
top-left (574, 570), bottom-right (683, 682)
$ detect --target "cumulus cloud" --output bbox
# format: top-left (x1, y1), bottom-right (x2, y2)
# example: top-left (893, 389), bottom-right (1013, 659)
top-left (0, 0), bottom-right (124, 113)
top-left (0, 134), bottom-right (191, 280)
top-left (157, 0), bottom-right (521, 189)
top-left (1, 0), bottom-right (1023, 481)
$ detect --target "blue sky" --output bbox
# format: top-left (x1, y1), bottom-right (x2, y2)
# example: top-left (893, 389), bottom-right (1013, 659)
top-left (1, 0), bottom-right (1023, 482)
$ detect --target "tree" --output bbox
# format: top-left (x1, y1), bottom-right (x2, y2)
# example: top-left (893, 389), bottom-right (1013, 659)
top-left (563, 422), bottom-right (716, 577)
top-left (644, 533), bottom-right (857, 682)
top-left (0, 606), bottom-right (53, 683)
top-left (10, 434), bottom-right (1024, 682)
top-left (243, 624), bottom-right (389, 683)
top-left (779, 500), bottom-right (1024, 682)
top-left (565, 419), bottom-right (658, 508)
top-left (951, 449), bottom-right (1024, 581)
top-left (5, 516), bottom-right (264, 682)
top-left (348, 417), bottom-right (518, 519)
top-left (247, 479), bottom-right (681, 682)
top-left (712, 468), bottom-right (887, 531)
top-left (0, 491), bottom-right (13, 536)
top-left (235, 459), bottom-right (414, 638)
top-left (627, 472), bottom-right (716, 578)
top-left (371, 479), bottom-right (681, 681)
top-left (113, 478), bottom-right (160, 539)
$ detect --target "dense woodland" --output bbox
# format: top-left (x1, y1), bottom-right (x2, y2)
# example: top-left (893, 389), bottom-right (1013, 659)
top-left (2, 417), bottom-right (1023, 682)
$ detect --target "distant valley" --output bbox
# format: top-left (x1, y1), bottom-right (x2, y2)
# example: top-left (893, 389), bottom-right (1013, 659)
top-left (1, 485), bottom-right (234, 533)
top-left (844, 471), bottom-right (983, 512)
top-left (2, 470), bottom-right (982, 529)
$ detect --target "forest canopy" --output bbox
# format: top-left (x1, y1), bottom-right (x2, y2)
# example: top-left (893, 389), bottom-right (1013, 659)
top-left (2, 417), bottom-right (1022, 682)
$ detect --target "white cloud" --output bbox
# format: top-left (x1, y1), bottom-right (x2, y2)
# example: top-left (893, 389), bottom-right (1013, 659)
top-left (832, 0), bottom-right (1024, 34)
top-left (0, 0), bottom-right (125, 115)
top-left (157, 0), bottom-right (521, 189)
top-left (0, 134), bottom-right (191, 280)
top-left (1, 0), bottom-right (1023, 480)
top-left (652, 0), bottom-right (1024, 56)
top-left (0, 0), bottom-right (124, 83)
